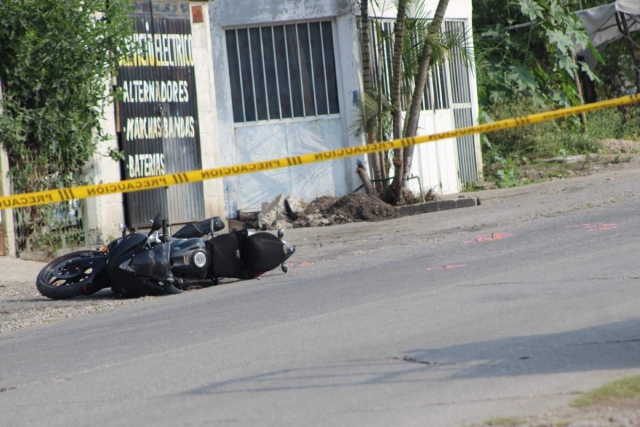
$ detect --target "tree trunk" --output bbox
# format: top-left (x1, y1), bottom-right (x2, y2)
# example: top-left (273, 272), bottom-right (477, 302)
top-left (376, 21), bottom-right (389, 194)
top-left (360, 0), bottom-right (372, 97)
top-left (570, 51), bottom-right (587, 133)
top-left (402, 0), bottom-right (450, 188)
top-left (367, 129), bottom-right (383, 194)
top-left (388, 0), bottom-right (408, 204)
top-left (356, 161), bottom-right (376, 196)
top-left (360, 0), bottom-right (384, 195)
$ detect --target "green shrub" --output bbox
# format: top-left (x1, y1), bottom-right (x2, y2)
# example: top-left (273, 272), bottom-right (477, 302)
top-left (620, 107), bottom-right (640, 140)
top-left (585, 108), bottom-right (624, 140)
top-left (584, 106), bottom-right (640, 142)
top-left (482, 97), bottom-right (584, 160)
top-left (480, 96), bottom-right (611, 187)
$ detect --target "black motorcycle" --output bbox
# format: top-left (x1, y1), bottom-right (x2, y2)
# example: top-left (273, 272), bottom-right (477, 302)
top-left (36, 212), bottom-right (296, 299)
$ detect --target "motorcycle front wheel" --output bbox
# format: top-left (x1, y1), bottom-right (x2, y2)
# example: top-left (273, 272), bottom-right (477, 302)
top-left (36, 250), bottom-right (107, 300)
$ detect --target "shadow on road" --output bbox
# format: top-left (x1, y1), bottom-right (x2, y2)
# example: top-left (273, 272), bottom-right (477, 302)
top-left (404, 317), bottom-right (640, 380)
top-left (182, 318), bottom-right (640, 396)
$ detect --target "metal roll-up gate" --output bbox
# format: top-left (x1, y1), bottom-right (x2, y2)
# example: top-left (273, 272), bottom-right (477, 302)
top-left (117, 0), bottom-right (204, 228)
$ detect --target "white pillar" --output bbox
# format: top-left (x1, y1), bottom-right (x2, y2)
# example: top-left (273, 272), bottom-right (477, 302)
top-left (83, 81), bottom-right (126, 246)
top-left (0, 78), bottom-right (16, 256)
top-left (191, 1), bottom-right (226, 218)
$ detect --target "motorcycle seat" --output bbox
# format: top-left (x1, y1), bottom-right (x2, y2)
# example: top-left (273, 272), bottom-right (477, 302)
top-left (172, 216), bottom-right (225, 238)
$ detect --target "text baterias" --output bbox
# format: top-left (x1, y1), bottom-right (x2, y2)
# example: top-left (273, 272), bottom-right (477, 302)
top-left (128, 154), bottom-right (165, 178)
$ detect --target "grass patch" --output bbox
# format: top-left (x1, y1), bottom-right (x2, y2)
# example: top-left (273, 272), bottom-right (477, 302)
top-left (484, 417), bottom-right (520, 426)
top-left (513, 153), bottom-right (636, 185)
top-left (462, 182), bottom-right (486, 192)
top-left (611, 155), bottom-right (632, 164)
top-left (521, 160), bottom-right (576, 180)
top-left (571, 375), bottom-right (640, 407)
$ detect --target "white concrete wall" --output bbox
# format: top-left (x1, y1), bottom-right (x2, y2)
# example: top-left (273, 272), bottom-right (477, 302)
top-left (190, 2), bottom-right (226, 218)
top-left (0, 79), bottom-right (15, 256)
top-left (210, 0), bottom-right (353, 26)
top-left (85, 90), bottom-right (126, 246)
top-left (210, 0), bottom-right (365, 216)
top-left (0, 149), bottom-right (16, 256)
top-left (371, 0), bottom-right (472, 20)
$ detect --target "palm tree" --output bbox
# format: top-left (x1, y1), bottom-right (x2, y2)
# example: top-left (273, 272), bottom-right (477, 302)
top-left (388, 0), bottom-right (452, 204)
top-left (357, 0), bottom-right (459, 204)
top-left (360, 0), bottom-right (385, 194)
top-left (401, 0), bottom-right (450, 188)
top-left (387, 0), bottom-right (408, 205)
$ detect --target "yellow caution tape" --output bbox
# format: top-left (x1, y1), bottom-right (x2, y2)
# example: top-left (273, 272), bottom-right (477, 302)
top-left (2, 93), bottom-right (640, 210)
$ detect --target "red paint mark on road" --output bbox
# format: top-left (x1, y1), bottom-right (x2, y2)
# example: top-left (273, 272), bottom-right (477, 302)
top-left (463, 232), bottom-right (515, 244)
top-left (566, 223), bottom-right (617, 231)
top-left (426, 264), bottom-right (466, 271)
top-left (588, 224), bottom-right (617, 231)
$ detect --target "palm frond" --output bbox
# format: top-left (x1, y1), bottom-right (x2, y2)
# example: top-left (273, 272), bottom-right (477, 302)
top-left (348, 89), bottom-right (393, 137)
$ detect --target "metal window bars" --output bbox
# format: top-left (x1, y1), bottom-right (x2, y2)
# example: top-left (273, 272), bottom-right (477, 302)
top-left (226, 20), bottom-right (340, 123)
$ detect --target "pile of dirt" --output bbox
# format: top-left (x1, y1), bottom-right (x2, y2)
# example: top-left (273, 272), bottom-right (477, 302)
top-left (228, 193), bottom-right (401, 231)
top-left (302, 193), bottom-right (400, 226)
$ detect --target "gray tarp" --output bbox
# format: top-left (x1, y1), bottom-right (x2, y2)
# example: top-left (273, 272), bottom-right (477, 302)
top-left (576, 0), bottom-right (640, 68)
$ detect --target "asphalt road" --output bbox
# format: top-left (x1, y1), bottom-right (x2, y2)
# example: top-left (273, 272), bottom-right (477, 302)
top-left (2, 175), bottom-right (640, 426)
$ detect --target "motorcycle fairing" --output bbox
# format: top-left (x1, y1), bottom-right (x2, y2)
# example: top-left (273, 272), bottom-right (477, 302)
top-left (206, 232), bottom-right (245, 279)
top-left (207, 230), bottom-right (295, 279)
top-left (129, 243), bottom-right (172, 280)
top-left (106, 233), bottom-right (147, 266)
top-left (106, 233), bottom-right (172, 297)
top-left (243, 232), bottom-right (295, 273)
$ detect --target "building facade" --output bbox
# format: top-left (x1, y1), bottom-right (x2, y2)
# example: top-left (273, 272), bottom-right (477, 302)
top-left (1, 0), bottom-right (480, 255)
top-left (209, 0), bottom-right (481, 216)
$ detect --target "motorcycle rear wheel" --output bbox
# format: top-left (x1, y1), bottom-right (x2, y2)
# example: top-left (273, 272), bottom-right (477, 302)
top-left (36, 250), bottom-right (106, 300)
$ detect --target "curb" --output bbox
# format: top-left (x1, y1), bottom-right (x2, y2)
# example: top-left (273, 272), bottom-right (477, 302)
top-left (395, 197), bottom-right (480, 217)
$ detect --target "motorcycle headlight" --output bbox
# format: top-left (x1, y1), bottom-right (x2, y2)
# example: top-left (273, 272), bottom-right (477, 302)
top-left (192, 250), bottom-right (208, 269)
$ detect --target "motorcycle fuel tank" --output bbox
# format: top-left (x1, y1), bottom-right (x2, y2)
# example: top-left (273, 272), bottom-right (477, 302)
top-left (169, 238), bottom-right (210, 279)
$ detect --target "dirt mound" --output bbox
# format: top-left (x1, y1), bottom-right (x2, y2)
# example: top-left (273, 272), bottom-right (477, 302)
top-left (228, 193), bottom-right (401, 231)
top-left (303, 193), bottom-right (400, 225)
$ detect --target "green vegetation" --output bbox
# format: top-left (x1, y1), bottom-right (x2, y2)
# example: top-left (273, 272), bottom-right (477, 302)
top-left (473, 0), bottom-right (640, 188)
top-left (571, 375), bottom-right (640, 407)
top-left (0, 0), bottom-right (134, 250)
top-left (477, 376), bottom-right (640, 426)
top-left (475, 0), bottom-right (599, 109)
top-left (483, 417), bottom-right (520, 426)
top-left (480, 103), bottom-right (640, 187)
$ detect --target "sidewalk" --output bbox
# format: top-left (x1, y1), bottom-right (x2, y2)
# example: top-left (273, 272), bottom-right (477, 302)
top-left (0, 257), bottom-right (43, 283)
